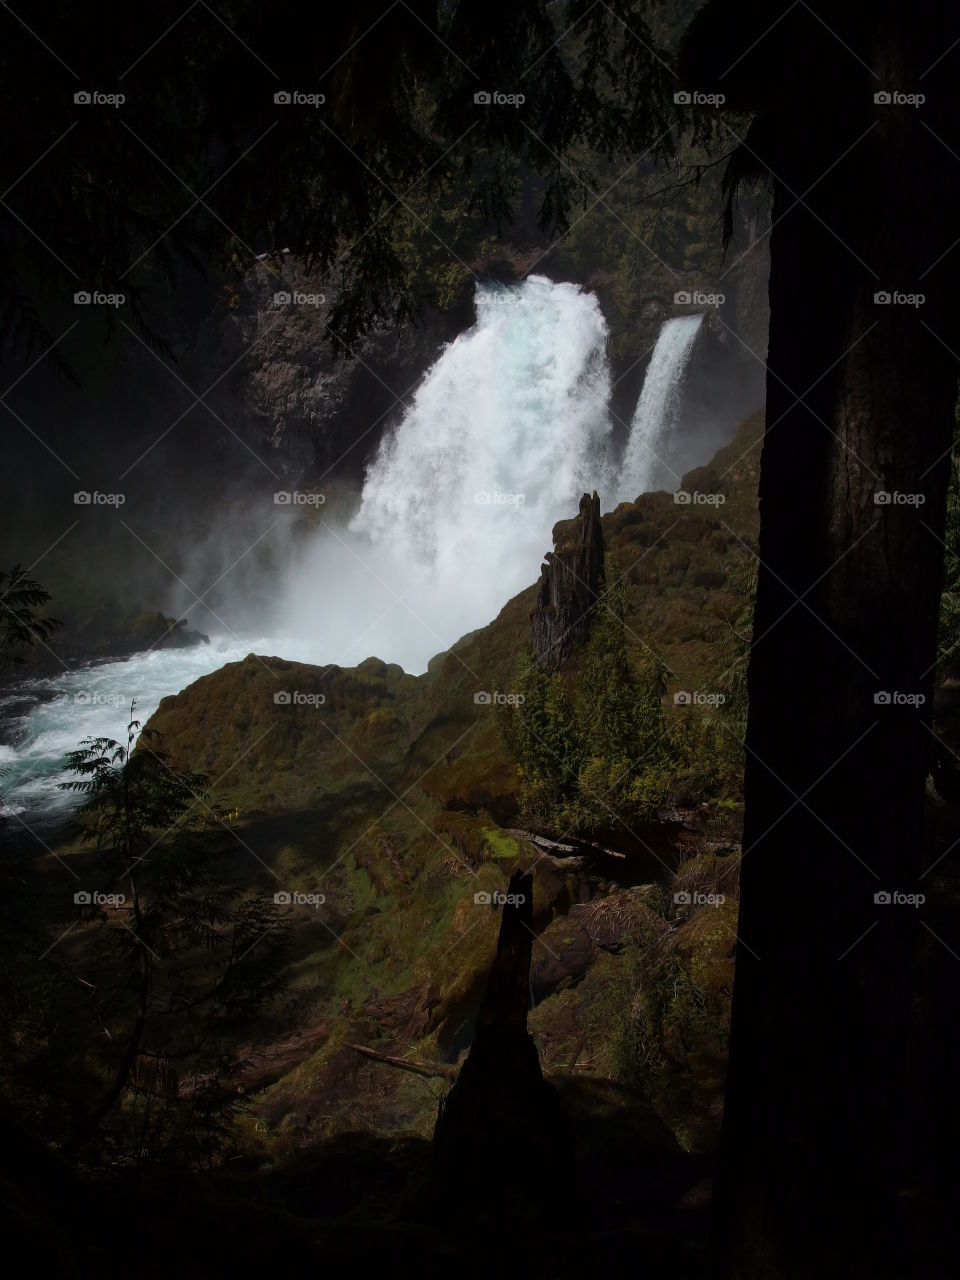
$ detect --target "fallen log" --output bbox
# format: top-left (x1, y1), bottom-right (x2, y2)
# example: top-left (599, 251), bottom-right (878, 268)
top-left (348, 1043), bottom-right (458, 1080)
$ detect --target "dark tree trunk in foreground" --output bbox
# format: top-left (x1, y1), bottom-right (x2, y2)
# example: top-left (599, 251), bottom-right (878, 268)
top-left (684, 3), bottom-right (960, 1275)
top-left (432, 871), bottom-right (569, 1208)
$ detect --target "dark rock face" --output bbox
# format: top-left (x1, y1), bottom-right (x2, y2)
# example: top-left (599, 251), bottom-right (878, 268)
top-left (14, 611), bottom-right (209, 675)
top-left (530, 491), bottom-right (605, 672)
top-left (187, 259), bottom-right (473, 482)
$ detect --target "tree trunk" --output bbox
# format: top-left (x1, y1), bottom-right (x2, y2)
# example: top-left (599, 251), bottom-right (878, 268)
top-left (708, 9), bottom-right (960, 1276)
top-left (432, 871), bottom-right (571, 1211)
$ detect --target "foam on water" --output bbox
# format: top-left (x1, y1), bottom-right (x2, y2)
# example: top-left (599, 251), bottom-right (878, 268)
top-left (0, 638), bottom-right (281, 826)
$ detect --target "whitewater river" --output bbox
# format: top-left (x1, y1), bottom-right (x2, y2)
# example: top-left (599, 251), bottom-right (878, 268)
top-left (0, 638), bottom-right (279, 830)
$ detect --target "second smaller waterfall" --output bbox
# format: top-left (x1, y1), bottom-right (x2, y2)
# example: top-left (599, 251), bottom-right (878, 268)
top-left (618, 314), bottom-right (704, 500)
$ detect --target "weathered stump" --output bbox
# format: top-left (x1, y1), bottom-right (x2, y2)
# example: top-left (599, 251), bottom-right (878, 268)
top-left (432, 871), bottom-right (572, 1214)
top-left (530, 492), bottom-right (605, 672)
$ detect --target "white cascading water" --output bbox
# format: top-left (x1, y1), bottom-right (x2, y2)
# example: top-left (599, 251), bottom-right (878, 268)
top-left (0, 638), bottom-right (272, 827)
top-left (271, 275), bottom-right (615, 673)
top-left (617, 314), bottom-right (703, 501)
top-left (3, 290), bottom-right (709, 826)
top-left (352, 275), bottom-right (614, 561)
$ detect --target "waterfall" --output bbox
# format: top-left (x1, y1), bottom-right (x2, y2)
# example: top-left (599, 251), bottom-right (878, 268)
top-left (617, 314), bottom-right (703, 500)
top-left (275, 275), bottom-right (615, 673)
top-left (352, 275), bottom-right (614, 563)
top-left (5, 287), bottom-right (716, 822)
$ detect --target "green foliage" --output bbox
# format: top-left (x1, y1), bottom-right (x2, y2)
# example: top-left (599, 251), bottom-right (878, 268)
top-left (579, 566), bottom-right (666, 758)
top-left (61, 708), bottom-right (211, 864)
top-left (0, 566), bottom-right (60, 670)
top-left (508, 556), bottom-right (671, 833)
top-left (49, 705), bottom-right (289, 1167)
top-left (509, 648), bottom-right (584, 816)
top-left (696, 558), bottom-right (755, 789)
top-left (583, 872), bottom-right (736, 1152)
top-left (55, 414), bottom-right (761, 1146)
top-left (481, 827), bottom-right (523, 861)
top-left (2, 2), bottom-right (679, 367)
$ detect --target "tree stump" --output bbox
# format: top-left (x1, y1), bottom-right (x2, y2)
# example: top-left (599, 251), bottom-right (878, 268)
top-left (432, 871), bottom-right (572, 1215)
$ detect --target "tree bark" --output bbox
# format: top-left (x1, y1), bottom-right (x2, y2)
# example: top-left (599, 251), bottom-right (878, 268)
top-left (431, 871), bottom-right (571, 1210)
top-left (679, 5), bottom-right (960, 1275)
